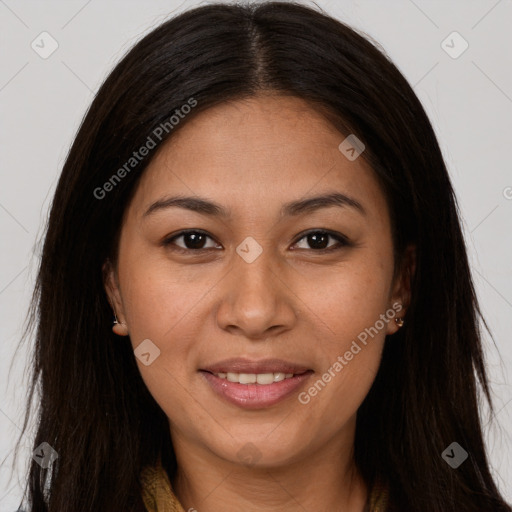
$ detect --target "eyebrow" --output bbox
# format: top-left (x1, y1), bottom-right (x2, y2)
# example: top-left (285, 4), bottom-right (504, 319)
top-left (143, 192), bottom-right (366, 219)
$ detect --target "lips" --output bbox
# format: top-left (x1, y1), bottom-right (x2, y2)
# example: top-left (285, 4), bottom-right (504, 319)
top-left (199, 357), bottom-right (314, 409)
top-left (200, 357), bottom-right (311, 375)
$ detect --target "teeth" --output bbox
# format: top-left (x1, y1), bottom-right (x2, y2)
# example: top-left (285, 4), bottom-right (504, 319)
top-left (215, 372), bottom-right (295, 384)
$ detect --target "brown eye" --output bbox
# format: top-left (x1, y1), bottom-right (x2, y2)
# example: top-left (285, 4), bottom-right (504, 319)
top-left (163, 230), bottom-right (221, 251)
top-left (293, 230), bottom-right (350, 251)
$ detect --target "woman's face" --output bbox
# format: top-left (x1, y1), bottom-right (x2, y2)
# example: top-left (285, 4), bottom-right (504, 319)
top-left (106, 94), bottom-right (409, 468)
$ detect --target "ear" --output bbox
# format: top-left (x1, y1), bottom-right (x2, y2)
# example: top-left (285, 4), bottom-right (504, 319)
top-left (103, 259), bottom-right (129, 336)
top-left (386, 244), bottom-right (416, 335)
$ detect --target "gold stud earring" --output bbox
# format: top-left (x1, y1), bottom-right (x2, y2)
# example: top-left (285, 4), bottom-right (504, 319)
top-left (395, 317), bottom-right (404, 328)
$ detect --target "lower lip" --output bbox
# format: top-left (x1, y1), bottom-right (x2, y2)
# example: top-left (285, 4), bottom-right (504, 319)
top-left (200, 371), bottom-right (313, 409)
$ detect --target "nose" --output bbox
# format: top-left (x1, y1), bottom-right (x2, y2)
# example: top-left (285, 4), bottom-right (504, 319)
top-left (216, 248), bottom-right (297, 340)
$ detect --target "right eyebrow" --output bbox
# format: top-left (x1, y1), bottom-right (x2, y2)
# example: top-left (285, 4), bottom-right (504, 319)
top-left (143, 195), bottom-right (230, 219)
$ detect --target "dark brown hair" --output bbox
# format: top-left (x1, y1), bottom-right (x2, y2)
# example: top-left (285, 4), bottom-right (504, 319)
top-left (10, 1), bottom-right (511, 510)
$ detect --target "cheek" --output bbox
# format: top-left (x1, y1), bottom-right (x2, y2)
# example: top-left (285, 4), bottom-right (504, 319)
top-left (297, 256), bottom-right (391, 406)
top-left (298, 289), bottom-right (387, 435)
top-left (306, 263), bottom-right (392, 344)
top-left (119, 270), bottom-right (206, 424)
top-left (117, 263), bottom-right (210, 413)
top-left (119, 257), bottom-right (211, 344)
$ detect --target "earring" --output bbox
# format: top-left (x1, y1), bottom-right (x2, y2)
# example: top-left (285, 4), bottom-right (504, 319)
top-left (112, 310), bottom-right (129, 336)
top-left (395, 317), bottom-right (404, 328)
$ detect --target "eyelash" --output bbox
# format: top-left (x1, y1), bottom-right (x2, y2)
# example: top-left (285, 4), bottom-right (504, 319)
top-left (161, 229), bottom-right (351, 254)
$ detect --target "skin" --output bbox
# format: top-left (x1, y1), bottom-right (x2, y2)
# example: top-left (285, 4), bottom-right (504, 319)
top-left (105, 93), bottom-right (415, 512)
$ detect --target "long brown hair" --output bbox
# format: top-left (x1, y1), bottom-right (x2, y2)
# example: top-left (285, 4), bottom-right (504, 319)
top-left (10, 2), bottom-right (511, 510)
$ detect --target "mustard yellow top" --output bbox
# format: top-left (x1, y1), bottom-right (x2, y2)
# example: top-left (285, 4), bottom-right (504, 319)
top-left (141, 460), bottom-right (389, 512)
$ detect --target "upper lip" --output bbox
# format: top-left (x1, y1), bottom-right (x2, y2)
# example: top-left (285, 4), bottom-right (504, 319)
top-left (200, 358), bottom-right (311, 375)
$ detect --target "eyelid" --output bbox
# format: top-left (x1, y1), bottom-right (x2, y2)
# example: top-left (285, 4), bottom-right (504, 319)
top-left (162, 229), bottom-right (221, 252)
top-left (291, 229), bottom-right (351, 251)
top-left (162, 229), bottom-right (351, 253)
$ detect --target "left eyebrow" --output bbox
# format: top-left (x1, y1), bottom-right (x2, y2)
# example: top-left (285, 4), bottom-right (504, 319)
top-left (142, 191), bottom-right (366, 219)
top-left (281, 192), bottom-right (366, 217)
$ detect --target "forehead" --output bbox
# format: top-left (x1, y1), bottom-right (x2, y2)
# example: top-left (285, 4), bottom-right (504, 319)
top-left (128, 94), bottom-right (387, 221)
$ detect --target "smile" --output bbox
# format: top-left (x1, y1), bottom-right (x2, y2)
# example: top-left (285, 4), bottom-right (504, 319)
top-left (200, 369), bottom-right (313, 409)
top-left (213, 371), bottom-right (296, 384)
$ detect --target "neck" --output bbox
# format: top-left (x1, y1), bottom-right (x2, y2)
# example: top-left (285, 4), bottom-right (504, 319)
top-left (171, 432), bottom-right (368, 512)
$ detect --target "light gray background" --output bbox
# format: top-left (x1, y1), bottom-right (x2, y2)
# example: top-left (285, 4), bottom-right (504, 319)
top-left (1, 0), bottom-right (511, 508)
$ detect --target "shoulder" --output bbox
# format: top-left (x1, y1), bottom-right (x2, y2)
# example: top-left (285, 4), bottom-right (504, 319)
top-left (368, 476), bottom-right (390, 512)
top-left (140, 462), bottom-right (186, 512)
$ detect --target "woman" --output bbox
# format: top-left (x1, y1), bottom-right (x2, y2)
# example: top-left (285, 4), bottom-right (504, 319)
top-left (13, 1), bottom-right (511, 510)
